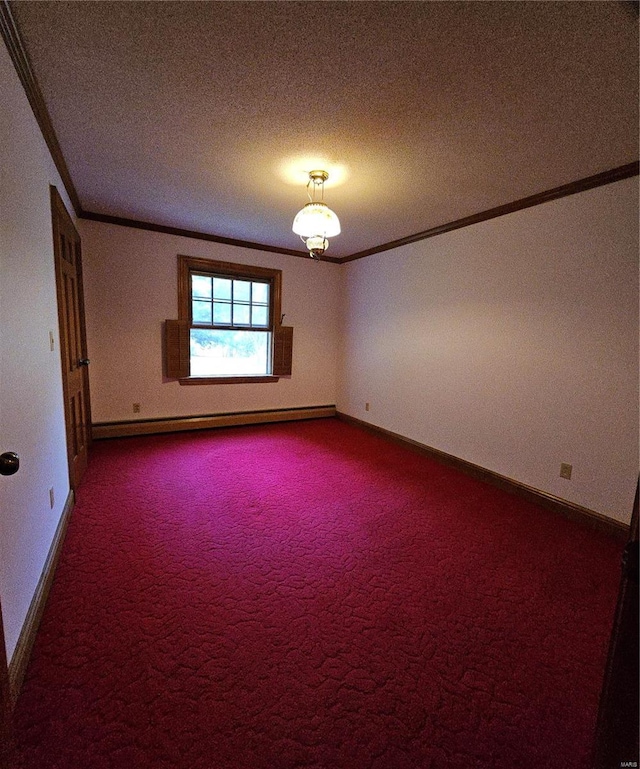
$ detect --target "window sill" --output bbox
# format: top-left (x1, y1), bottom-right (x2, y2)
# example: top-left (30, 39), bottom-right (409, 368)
top-left (179, 375), bottom-right (280, 385)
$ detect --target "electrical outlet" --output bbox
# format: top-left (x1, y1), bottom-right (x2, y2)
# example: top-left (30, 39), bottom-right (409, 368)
top-left (560, 463), bottom-right (572, 480)
top-left (365, 402), bottom-right (370, 412)
top-left (49, 487), bottom-right (55, 509)
top-left (133, 403), bottom-right (141, 413)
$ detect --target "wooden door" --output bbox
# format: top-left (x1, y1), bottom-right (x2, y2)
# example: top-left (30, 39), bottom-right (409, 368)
top-left (592, 481), bottom-right (639, 767)
top-left (51, 187), bottom-right (91, 489)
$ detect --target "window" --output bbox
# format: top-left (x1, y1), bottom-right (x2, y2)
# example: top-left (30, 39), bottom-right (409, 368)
top-left (165, 256), bottom-right (293, 384)
top-left (190, 273), bottom-right (271, 376)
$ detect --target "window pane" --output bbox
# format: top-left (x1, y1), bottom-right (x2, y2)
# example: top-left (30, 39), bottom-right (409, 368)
top-left (192, 300), bottom-right (212, 324)
top-left (252, 282), bottom-right (269, 304)
top-left (233, 280), bottom-right (251, 302)
top-left (213, 302), bottom-right (232, 325)
top-left (190, 329), bottom-right (270, 376)
top-left (213, 302), bottom-right (231, 326)
top-left (192, 275), bottom-right (212, 299)
top-left (252, 305), bottom-right (269, 327)
top-left (213, 278), bottom-right (232, 300)
top-left (233, 304), bottom-right (251, 326)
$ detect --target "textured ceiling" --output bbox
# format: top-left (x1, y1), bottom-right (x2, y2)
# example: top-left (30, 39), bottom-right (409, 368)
top-left (9, 1), bottom-right (639, 259)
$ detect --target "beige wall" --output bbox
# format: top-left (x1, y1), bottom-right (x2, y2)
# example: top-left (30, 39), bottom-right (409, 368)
top-left (0, 43), bottom-right (75, 661)
top-left (1, 28), bottom-right (637, 673)
top-left (79, 221), bottom-right (341, 423)
top-left (338, 178), bottom-right (639, 524)
top-left (82, 177), bottom-right (639, 526)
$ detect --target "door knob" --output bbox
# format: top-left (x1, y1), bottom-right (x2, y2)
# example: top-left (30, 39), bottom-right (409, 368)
top-left (0, 451), bottom-right (19, 476)
top-left (78, 358), bottom-right (90, 366)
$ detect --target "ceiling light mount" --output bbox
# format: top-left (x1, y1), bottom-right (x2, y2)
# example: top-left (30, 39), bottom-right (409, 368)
top-left (292, 169), bottom-right (340, 259)
top-left (309, 169), bottom-right (329, 186)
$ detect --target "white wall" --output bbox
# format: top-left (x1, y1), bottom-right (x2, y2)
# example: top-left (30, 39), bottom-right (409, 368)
top-left (1, 35), bottom-right (636, 679)
top-left (79, 221), bottom-right (341, 423)
top-left (0, 43), bottom-right (75, 661)
top-left (338, 178), bottom-right (639, 524)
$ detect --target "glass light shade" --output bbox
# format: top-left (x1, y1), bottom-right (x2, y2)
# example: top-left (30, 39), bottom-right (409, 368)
top-left (305, 236), bottom-right (328, 254)
top-left (292, 202), bottom-right (341, 238)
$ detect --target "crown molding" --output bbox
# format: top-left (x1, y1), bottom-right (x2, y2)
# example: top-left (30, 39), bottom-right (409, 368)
top-left (0, 0), bottom-right (83, 216)
top-left (339, 161), bottom-right (640, 263)
top-left (3, 0), bottom-right (637, 264)
top-left (81, 163), bottom-right (639, 265)
top-left (79, 211), bottom-right (340, 262)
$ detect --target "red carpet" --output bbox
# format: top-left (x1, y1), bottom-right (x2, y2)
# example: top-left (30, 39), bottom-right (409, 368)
top-left (12, 418), bottom-right (622, 768)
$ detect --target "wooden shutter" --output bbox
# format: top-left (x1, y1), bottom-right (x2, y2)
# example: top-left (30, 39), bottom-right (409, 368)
top-left (273, 326), bottom-right (293, 377)
top-left (165, 319), bottom-right (190, 378)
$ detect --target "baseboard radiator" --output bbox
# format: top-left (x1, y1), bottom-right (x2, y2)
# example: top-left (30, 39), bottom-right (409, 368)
top-left (92, 405), bottom-right (336, 440)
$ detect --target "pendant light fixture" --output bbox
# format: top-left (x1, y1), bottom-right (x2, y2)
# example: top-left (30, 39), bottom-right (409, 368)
top-left (292, 170), bottom-right (341, 259)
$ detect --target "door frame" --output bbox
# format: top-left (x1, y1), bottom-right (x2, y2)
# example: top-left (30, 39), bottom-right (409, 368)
top-left (0, 602), bottom-right (12, 769)
top-left (51, 186), bottom-right (92, 489)
top-left (592, 480), bottom-right (639, 766)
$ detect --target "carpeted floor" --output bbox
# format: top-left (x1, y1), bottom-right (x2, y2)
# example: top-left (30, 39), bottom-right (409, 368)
top-left (12, 418), bottom-right (622, 768)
